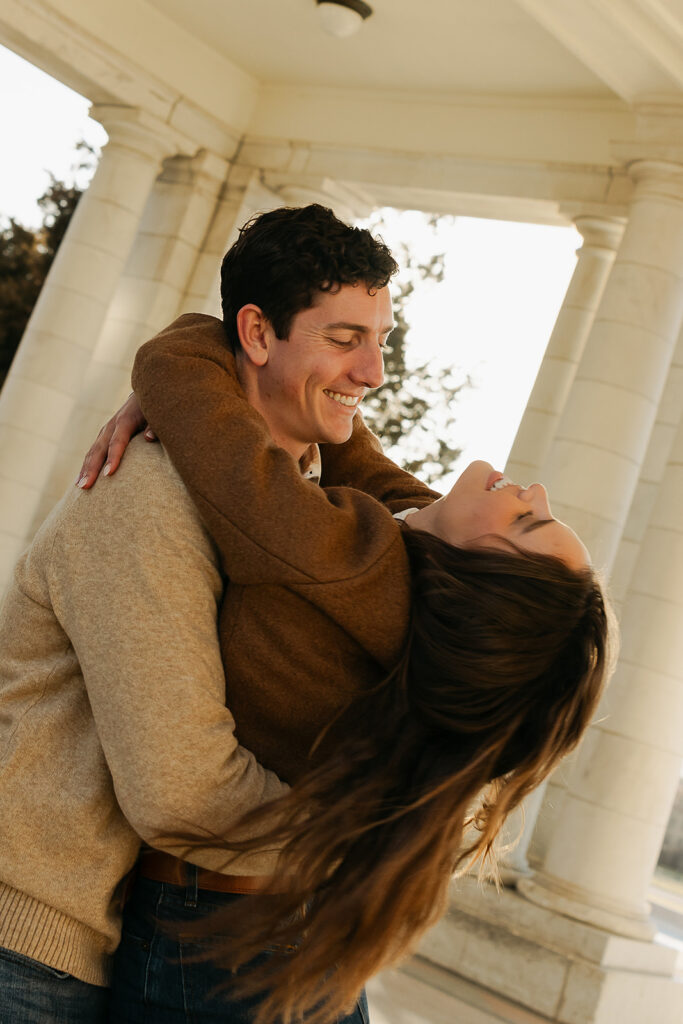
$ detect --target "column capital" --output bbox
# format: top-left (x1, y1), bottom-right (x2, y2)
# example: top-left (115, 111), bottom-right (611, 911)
top-left (89, 104), bottom-right (183, 166)
top-left (626, 158), bottom-right (683, 200)
top-left (609, 146), bottom-right (683, 201)
top-left (264, 173), bottom-right (375, 223)
top-left (188, 149), bottom-right (231, 186)
top-left (158, 150), bottom-right (230, 191)
top-left (571, 213), bottom-right (626, 255)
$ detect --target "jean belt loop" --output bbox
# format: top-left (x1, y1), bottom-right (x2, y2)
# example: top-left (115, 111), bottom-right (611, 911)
top-left (185, 863), bottom-right (199, 908)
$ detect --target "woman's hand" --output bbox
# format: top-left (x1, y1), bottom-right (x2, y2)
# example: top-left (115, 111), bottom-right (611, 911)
top-left (76, 393), bottom-right (157, 489)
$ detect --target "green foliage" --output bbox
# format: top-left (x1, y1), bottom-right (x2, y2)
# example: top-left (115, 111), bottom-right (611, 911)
top-left (0, 142), bottom-right (95, 389)
top-left (361, 215), bottom-right (467, 483)
top-left (38, 177), bottom-right (84, 258)
top-left (0, 218), bottom-right (47, 385)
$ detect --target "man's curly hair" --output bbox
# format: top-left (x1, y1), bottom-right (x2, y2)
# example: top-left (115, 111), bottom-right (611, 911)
top-left (220, 204), bottom-right (398, 352)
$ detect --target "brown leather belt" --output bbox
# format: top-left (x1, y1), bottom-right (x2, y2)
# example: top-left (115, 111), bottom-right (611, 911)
top-left (138, 850), bottom-right (278, 895)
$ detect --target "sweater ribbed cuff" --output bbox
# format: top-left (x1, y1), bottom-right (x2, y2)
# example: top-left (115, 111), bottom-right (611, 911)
top-left (0, 883), bottom-right (111, 987)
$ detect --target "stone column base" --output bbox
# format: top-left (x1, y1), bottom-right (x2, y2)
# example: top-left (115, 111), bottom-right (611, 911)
top-left (517, 874), bottom-right (656, 942)
top-left (369, 875), bottom-right (683, 1024)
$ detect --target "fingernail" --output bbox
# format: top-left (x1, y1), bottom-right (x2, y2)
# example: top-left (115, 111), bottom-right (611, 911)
top-left (76, 475), bottom-right (88, 488)
top-left (103, 464), bottom-right (112, 476)
top-left (144, 430), bottom-right (155, 439)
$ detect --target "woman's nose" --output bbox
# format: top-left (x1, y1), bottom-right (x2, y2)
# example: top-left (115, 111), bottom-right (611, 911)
top-left (519, 481), bottom-right (552, 516)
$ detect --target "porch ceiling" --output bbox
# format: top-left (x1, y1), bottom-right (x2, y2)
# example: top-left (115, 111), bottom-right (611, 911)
top-left (144, 0), bottom-right (613, 98)
top-left (7, 0), bottom-right (683, 220)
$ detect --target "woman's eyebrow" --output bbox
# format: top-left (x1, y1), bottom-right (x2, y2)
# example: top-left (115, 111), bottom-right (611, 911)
top-left (522, 518), bottom-right (555, 534)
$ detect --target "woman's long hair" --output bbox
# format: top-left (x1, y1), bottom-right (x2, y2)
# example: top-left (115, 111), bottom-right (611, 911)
top-left (184, 531), bottom-right (614, 1024)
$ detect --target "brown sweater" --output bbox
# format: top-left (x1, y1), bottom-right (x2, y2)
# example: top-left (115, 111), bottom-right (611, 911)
top-left (133, 314), bottom-right (439, 783)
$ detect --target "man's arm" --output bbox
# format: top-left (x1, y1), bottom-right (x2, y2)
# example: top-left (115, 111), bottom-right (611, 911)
top-left (49, 439), bottom-right (287, 871)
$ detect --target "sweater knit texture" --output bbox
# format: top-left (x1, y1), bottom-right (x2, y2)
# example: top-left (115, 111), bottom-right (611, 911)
top-left (0, 441), bottom-right (288, 985)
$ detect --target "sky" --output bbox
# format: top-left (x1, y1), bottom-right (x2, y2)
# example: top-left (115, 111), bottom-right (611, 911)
top-left (0, 47), bottom-right (107, 221)
top-left (0, 43), bottom-right (580, 490)
top-left (363, 209), bottom-right (579, 487)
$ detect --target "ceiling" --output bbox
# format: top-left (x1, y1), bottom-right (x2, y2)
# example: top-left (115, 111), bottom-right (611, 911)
top-left (143, 0), bottom-right (614, 98)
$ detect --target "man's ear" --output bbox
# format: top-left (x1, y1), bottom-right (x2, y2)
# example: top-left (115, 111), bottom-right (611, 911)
top-left (236, 304), bottom-right (271, 367)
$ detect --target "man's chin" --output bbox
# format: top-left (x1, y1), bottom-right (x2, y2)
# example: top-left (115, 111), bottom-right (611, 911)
top-left (319, 422), bottom-right (355, 446)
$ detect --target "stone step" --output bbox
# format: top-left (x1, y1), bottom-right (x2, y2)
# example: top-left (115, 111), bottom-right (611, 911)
top-left (367, 957), bottom-right (551, 1024)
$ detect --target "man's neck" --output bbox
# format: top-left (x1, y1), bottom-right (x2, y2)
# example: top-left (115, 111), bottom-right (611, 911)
top-left (236, 355), bottom-right (308, 462)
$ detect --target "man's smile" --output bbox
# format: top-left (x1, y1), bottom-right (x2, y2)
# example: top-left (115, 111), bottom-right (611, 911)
top-left (323, 389), bottom-right (362, 408)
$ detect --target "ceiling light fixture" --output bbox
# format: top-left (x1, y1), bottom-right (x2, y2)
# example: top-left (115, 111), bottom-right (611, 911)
top-left (316, 0), bottom-right (373, 39)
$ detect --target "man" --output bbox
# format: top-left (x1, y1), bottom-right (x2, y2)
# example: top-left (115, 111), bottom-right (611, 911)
top-left (0, 204), bottom-right (435, 1022)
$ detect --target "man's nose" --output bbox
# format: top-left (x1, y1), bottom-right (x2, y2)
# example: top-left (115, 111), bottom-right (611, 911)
top-left (350, 342), bottom-right (385, 390)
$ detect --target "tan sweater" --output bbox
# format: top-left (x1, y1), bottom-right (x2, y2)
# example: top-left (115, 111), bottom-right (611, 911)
top-left (133, 314), bottom-right (439, 782)
top-left (0, 439), bottom-right (287, 986)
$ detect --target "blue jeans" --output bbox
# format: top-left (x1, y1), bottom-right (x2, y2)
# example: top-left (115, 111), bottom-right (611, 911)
top-left (108, 874), bottom-right (369, 1023)
top-left (0, 945), bottom-right (109, 1023)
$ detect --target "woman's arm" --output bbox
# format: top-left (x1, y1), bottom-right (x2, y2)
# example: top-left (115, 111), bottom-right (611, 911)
top-left (132, 315), bottom-right (406, 588)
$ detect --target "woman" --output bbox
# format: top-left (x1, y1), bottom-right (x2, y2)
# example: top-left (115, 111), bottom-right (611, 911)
top-left (83, 321), bottom-right (613, 1024)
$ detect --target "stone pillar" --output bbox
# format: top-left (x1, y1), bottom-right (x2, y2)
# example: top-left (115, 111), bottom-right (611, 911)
top-left (519, 393), bottom-right (683, 940)
top-left (191, 168), bottom-right (284, 319)
top-left (0, 106), bottom-right (177, 585)
top-left (609, 323), bottom-right (683, 612)
top-left (505, 214), bottom-right (624, 485)
top-left (498, 778), bottom-right (548, 881)
top-left (504, 173), bottom-right (683, 875)
top-left (32, 149), bottom-right (230, 522)
top-left (540, 160), bottom-right (683, 571)
top-left (525, 161), bottom-right (683, 868)
top-left (500, 215), bottom-right (625, 878)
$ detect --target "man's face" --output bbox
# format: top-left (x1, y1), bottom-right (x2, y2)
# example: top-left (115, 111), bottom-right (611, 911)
top-left (257, 283), bottom-right (393, 452)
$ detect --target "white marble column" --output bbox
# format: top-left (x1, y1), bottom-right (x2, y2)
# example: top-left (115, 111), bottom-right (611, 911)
top-left (0, 106), bottom-right (177, 585)
top-left (540, 160), bottom-right (683, 571)
top-left (498, 777), bottom-right (549, 882)
top-left (180, 165), bottom-right (260, 315)
top-left (519, 395), bottom-right (683, 939)
top-left (523, 161), bottom-right (683, 868)
top-left (609, 324), bottom-right (683, 611)
top-left (504, 173), bottom-right (683, 875)
top-left (33, 149), bottom-right (230, 522)
top-left (500, 215), bottom-right (625, 878)
top-left (192, 168), bottom-right (285, 319)
top-left (505, 214), bottom-right (624, 485)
